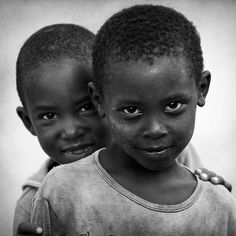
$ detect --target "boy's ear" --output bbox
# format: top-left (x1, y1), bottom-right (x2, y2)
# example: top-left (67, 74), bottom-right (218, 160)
top-left (197, 70), bottom-right (211, 107)
top-left (88, 82), bottom-right (105, 117)
top-left (16, 106), bottom-right (36, 136)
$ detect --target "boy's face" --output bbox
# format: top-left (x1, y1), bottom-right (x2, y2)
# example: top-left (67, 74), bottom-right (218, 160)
top-left (95, 57), bottom-right (209, 171)
top-left (18, 58), bottom-right (110, 164)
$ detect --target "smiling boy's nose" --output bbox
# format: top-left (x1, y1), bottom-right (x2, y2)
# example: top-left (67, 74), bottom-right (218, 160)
top-left (143, 117), bottom-right (167, 139)
top-left (62, 117), bottom-right (85, 140)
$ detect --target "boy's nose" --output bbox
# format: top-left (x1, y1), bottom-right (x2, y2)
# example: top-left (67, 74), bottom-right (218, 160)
top-left (61, 118), bottom-right (86, 140)
top-left (143, 117), bottom-right (167, 139)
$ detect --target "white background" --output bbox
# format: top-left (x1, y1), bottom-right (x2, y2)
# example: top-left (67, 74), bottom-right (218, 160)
top-left (0, 0), bottom-right (236, 235)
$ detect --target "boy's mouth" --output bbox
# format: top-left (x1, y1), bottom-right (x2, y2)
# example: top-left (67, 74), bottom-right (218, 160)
top-left (138, 146), bottom-right (171, 156)
top-left (61, 143), bottom-right (95, 157)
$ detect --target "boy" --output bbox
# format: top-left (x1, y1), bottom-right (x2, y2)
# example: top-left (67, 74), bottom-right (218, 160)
top-left (31, 5), bottom-right (236, 235)
top-left (13, 23), bottom-right (111, 235)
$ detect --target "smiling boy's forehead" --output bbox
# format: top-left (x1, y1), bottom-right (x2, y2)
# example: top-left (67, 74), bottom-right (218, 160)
top-left (25, 59), bottom-right (92, 104)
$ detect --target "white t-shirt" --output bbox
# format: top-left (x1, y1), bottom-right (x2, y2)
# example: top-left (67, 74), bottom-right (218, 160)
top-left (32, 149), bottom-right (236, 236)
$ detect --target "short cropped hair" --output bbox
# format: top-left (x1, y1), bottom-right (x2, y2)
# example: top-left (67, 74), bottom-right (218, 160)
top-left (93, 5), bottom-right (203, 92)
top-left (16, 24), bottom-right (95, 108)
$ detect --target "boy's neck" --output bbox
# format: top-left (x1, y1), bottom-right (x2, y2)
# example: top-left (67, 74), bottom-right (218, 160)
top-left (99, 146), bottom-right (197, 205)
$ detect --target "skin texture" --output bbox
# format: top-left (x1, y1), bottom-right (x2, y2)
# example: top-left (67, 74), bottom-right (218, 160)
top-left (17, 58), bottom-right (110, 164)
top-left (90, 56), bottom-right (211, 204)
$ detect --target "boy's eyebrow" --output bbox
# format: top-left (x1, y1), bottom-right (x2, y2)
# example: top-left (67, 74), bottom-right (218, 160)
top-left (114, 92), bottom-right (192, 103)
top-left (32, 95), bottom-right (93, 113)
top-left (163, 92), bottom-right (192, 100)
top-left (112, 99), bottom-right (144, 108)
top-left (73, 95), bottom-right (92, 105)
top-left (32, 105), bottom-right (57, 113)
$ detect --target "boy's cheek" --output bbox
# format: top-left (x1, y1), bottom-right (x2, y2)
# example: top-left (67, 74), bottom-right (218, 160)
top-left (36, 130), bottom-right (58, 153)
top-left (109, 122), bottom-right (136, 146)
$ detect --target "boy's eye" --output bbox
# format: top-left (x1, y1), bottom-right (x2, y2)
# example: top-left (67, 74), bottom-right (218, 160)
top-left (41, 112), bottom-right (58, 120)
top-left (78, 102), bottom-right (95, 113)
top-left (165, 102), bottom-right (183, 112)
top-left (122, 106), bottom-right (142, 116)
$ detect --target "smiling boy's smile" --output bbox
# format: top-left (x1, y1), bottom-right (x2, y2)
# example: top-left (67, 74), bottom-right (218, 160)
top-left (61, 142), bottom-right (95, 160)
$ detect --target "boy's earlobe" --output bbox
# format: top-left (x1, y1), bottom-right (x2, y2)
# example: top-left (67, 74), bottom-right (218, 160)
top-left (88, 82), bottom-right (105, 118)
top-left (16, 106), bottom-right (36, 136)
top-left (197, 70), bottom-right (211, 107)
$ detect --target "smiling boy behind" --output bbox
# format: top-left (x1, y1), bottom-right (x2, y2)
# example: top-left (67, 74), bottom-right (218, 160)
top-left (13, 24), bottom-right (111, 235)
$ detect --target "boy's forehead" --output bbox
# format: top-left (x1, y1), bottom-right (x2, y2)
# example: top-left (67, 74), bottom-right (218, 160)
top-left (27, 58), bottom-right (92, 82)
top-left (106, 56), bottom-right (189, 80)
top-left (103, 57), bottom-right (194, 97)
top-left (24, 58), bottom-right (92, 100)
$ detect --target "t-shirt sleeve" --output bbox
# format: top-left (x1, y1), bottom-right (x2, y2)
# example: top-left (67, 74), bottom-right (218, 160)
top-left (177, 143), bottom-right (203, 170)
top-left (13, 202), bottom-right (30, 236)
top-left (13, 187), bottom-right (37, 236)
top-left (31, 196), bottom-right (68, 236)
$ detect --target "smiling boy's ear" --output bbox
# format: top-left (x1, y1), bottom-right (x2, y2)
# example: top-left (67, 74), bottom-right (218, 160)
top-left (88, 82), bottom-right (105, 117)
top-left (197, 70), bottom-right (211, 107)
top-left (16, 106), bottom-right (36, 136)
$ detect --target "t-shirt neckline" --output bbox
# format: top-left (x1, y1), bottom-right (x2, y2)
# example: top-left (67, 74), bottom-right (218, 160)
top-left (92, 148), bottom-right (203, 213)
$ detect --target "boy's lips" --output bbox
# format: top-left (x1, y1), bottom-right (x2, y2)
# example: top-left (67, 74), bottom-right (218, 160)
top-left (61, 143), bottom-right (95, 157)
top-left (138, 145), bottom-right (171, 156)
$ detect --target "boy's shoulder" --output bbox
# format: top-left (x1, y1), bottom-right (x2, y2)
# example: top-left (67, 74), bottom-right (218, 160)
top-left (49, 151), bottom-right (95, 179)
top-left (14, 158), bottom-right (52, 208)
top-left (16, 157), bottom-right (53, 205)
top-left (200, 178), bottom-right (236, 210)
top-left (22, 157), bottom-right (53, 189)
top-left (199, 180), bottom-right (236, 232)
top-left (36, 152), bottom-right (97, 198)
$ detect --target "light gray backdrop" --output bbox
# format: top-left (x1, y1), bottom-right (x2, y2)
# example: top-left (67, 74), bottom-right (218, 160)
top-left (1, 0), bottom-right (236, 235)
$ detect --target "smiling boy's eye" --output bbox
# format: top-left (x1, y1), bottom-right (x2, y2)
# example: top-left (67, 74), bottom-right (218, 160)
top-left (165, 102), bottom-right (183, 112)
top-left (78, 102), bottom-right (95, 113)
top-left (122, 106), bottom-right (142, 116)
top-left (41, 112), bottom-right (58, 120)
